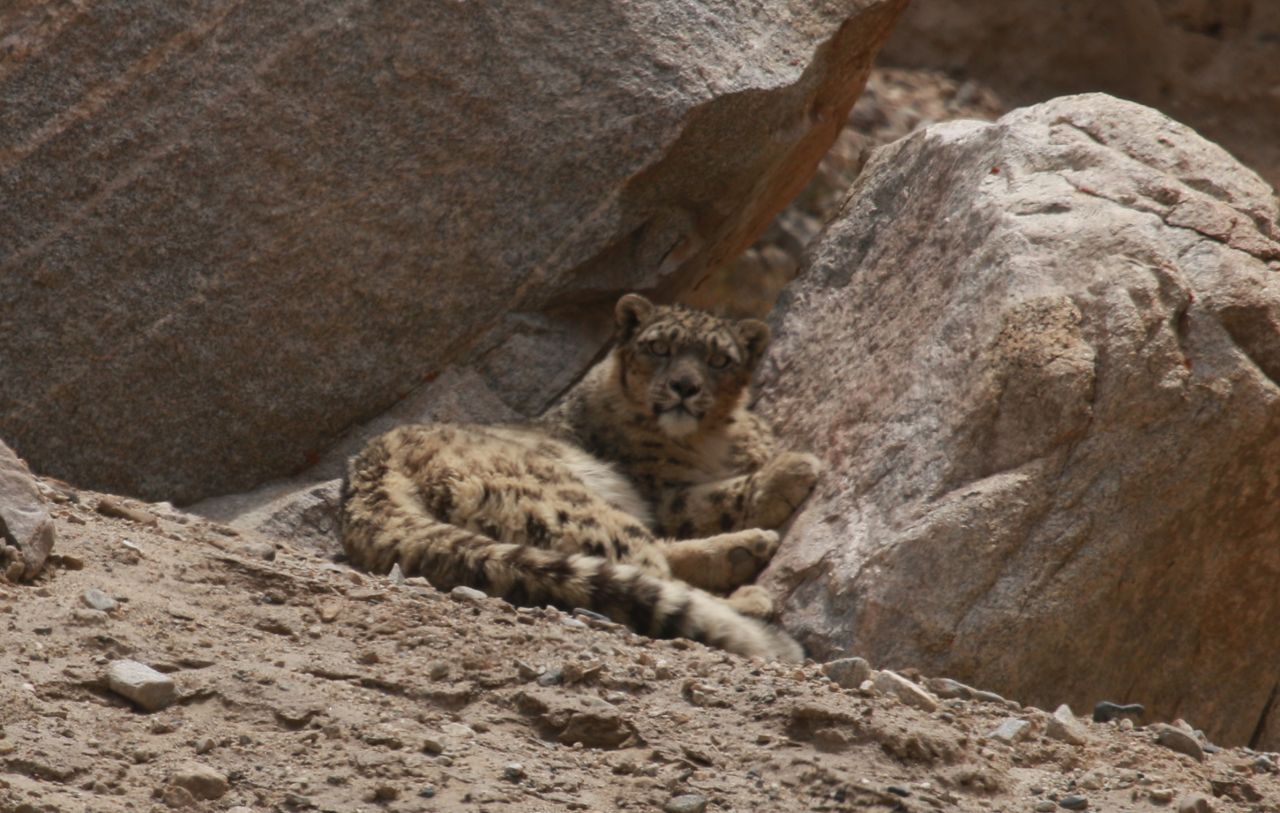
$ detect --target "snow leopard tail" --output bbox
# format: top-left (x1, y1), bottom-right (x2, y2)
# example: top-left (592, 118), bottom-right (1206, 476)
top-left (339, 438), bottom-right (802, 663)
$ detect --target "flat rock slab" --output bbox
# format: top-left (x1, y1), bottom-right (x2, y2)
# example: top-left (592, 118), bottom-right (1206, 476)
top-left (0, 440), bottom-right (55, 582)
top-left (759, 93), bottom-right (1280, 749)
top-left (0, 0), bottom-right (905, 503)
top-left (106, 659), bottom-right (177, 712)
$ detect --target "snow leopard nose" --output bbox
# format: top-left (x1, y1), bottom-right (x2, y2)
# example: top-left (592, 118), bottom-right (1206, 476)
top-left (669, 377), bottom-right (701, 399)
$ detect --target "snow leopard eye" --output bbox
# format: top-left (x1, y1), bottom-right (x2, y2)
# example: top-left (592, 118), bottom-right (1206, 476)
top-left (708, 352), bottom-right (731, 369)
top-left (646, 339), bottom-right (670, 357)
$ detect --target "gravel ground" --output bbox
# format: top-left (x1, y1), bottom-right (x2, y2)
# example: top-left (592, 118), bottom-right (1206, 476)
top-left (3, 482), bottom-right (1279, 813)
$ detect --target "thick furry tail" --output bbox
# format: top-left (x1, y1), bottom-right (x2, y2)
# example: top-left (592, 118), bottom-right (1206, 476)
top-left (340, 446), bottom-right (801, 662)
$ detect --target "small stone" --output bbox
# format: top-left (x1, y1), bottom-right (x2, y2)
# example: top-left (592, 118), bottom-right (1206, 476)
top-left (1176, 794), bottom-right (1214, 813)
top-left (1093, 701), bottom-right (1144, 723)
top-left (419, 785), bottom-right (437, 798)
top-left (515, 659), bottom-right (541, 681)
top-left (96, 496), bottom-right (159, 526)
top-left (168, 762), bottom-right (228, 800)
top-left (1045, 704), bottom-right (1089, 746)
top-left (161, 784), bottom-right (197, 808)
top-left (1035, 802), bottom-right (1056, 812)
top-left (821, 657), bottom-right (871, 689)
top-left (560, 616), bottom-right (589, 630)
top-left (873, 670), bottom-right (939, 712)
top-left (572, 607), bottom-right (609, 623)
top-left (450, 585), bottom-right (487, 602)
top-left (1059, 795), bottom-right (1088, 810)
top-left (663, 793), bottom-right (708, 813)
top-left (317, 600), bottom-right (341, 623)
top-left (387, 563), bottom-right (404, 584)
top-left (239, 542), bottom-right (276, 561)
top-left (427, 660), bottom-right (450, 680)
top-left (975, 689), bottom-right (1012, 706)
top-left (441, 722), bottom-right (474, 740)
top-left (502, 762), bottom-right (525, 781)
top-left (194, 738), bottom-right (215, 755)
top-left (987, 718), bottom-right (1031, 744)
top-left (1153, 723), bottom-right (1204, 761)
top-left (71, 608), bottom-right (109, 626)
top-left (1150, 788), bottom-right (1175, 803)
top-left (1252, 755), bottom-right (1277, 773)
top-left (536, 666), bottom-right (564, 686)
top-left (366, 784), bottom-right (399, 803)
top-left (924, 677), bottom-right (973, 699)
top-left (1078, 769), bottom-right (1105, 790)
top-left (421, 734), bottom-right (446, 755)
top-left (81, 588), bottom-right (118, 612)
top-left (106, 660), bottom-right (177, 712)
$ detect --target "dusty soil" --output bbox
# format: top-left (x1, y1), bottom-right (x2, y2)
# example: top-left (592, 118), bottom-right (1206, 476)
top-left (3, 483), bottom-right (1278, 813)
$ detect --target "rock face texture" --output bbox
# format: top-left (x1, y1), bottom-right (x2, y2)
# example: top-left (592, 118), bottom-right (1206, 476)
top-left (0, 0), bottom-right (905, 504)
top-left (0, 440), bottom-right (56, 582)
top-left (757, 94), bottom-right (1280, 748)
top-left (881, 0), bottom-right (1280, 190)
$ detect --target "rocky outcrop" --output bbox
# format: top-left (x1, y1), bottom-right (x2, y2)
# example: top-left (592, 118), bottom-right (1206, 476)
top-left (882, 0), bottom-right (1280, 190)
top-left (0, 0), bottom-right (906, 504)
top-left (0, 441), bottom-right (56, 582)
top-left (758, 94), bottom-right (1280, 748)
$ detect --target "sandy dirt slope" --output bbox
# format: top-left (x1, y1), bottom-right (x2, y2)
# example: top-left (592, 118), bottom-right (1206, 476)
top-left (2, 483), bottom-right (1278, 812)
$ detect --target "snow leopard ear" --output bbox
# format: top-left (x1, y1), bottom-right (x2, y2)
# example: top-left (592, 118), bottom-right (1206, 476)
top-left (615, 293), bottom-right (654, 343)
top-left (736, 319), bottom-right (771, 369)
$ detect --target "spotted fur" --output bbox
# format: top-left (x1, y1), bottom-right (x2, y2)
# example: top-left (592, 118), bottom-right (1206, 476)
top-left (341, 294), bottom-right (820, 661)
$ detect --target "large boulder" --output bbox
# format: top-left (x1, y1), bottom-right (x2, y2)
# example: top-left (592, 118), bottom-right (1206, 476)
top-left (758, 94), bottom-right (1280, 748)
top-left (0, 0), bottom-right (905, 503)
top-left (0, 441), bottom-right (56, 582)
top-left (881, 0), bottom-right (1280, 190)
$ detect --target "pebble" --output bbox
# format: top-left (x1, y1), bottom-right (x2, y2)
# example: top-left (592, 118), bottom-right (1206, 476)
top-left (1150, 788), bottom-right (1175, 803)
top-left (96, 496), bottom-right (159, 526)
top-left (239, 542), bottom-right (276, 561)
top-left (168, 762), bottom-right (229, 800)
top-left (987, 718), bottom-right (1031, 744)
top-left (537, 666), bottom-right (565, 686)
top-left (427, 660), bottom-right (450, 680)
top-left (71, 608), bottom-right (108, 626)
top-left (663, 793), bottom-right (708, 813)
top-left (1253, 755), bottom-right (1278, 773)
top-left (421, 734), bottom-right (446, 755)
top-left (450, 585), bottom-right (487, 602)
top-left (1058, 795), bottom-right (1088, 810)
top-left (515, 659), bottom-right (541, 681)
top-left (924, 677), bottom-right (972, 699)
top-left (1176, 794), bottom-right (1214, 813)
top-left (1152, 723), bottom-right (1204, 761)
top-left (1035, 802), bottom-right (1056, 812)
top-left (872, 670), bottom-right (939, 712)
top-left (81, 588), bottom-right (118, 612)
top-left (502, 762), bottom-right (525, 781)
top-left (821, 657), bottom-right (871, 689)
top-left (572, 607), bottom-right (609, 623)
top-left (441, 722), bottom-right (475, 740)
top-left (1092, 701), bottom-right (1144, 723)
top-left (560, 616), bottom-right (588, 630)
top-left (1046, 704), bottom-right (1089, 746)
top-left (387, 563), bottom-right (404, 583)
top-left (106, 659), bottom-right (177, 712)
